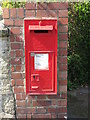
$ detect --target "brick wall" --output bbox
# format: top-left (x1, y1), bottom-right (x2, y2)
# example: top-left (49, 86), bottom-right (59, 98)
top-left (3, 2), bottom-right (68, 119)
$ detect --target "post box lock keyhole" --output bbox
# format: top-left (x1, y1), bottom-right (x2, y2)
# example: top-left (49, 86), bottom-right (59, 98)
top-left (31, 74), bottom-right (39, 82)
top-left (33, 75), bottom-right (35, 79)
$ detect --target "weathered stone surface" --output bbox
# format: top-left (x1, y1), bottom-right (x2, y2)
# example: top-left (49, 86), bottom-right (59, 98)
top-left (0, 22), bottom-right (15, 118)
top-left (0, 21), bottom-right (8, 37)
top-left (0, 94), bottom-right (2, 113)
top-left (0, 112), bottom-right (14, 118)
top-left (2, 94), bottom-right (15, 114)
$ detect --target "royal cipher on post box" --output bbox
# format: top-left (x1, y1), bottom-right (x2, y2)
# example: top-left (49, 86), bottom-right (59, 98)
top-left (24, 18), bottom-right (57, 95)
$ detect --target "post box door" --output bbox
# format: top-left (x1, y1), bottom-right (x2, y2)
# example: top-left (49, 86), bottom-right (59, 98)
top-left (29, 51), bottom-right (55, 94)
top-left (24, 18), bottom-right (57, 95)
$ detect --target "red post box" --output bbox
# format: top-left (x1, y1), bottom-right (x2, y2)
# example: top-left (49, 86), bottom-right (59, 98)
top-left (24, 18), bottom-right (57, 95)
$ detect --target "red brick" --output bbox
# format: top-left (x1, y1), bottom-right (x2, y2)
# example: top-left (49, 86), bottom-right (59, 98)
top-left (32, 114), bottom-right (51, 118)
top-left (15, 50), bottom-right (23, 57)
top-left (59, 18), bottom-right (68, 25)
top-left (59, 25), bottom-right (68, 33)
top-left (17, 114), bottom-right (26, 118)
top-left (27, 114), bottom-right (32, 118)
top-left (58, 10), bottom-right (68, 17)
top-left (21, 74), bottom-right (24, 80)
top-left (28, 96), bottom-right (36, 100)
top-left (16, 100), bottom-right (26, 107)
top-left (11, 73), bottom-right (22, 79)
top-left (59, 71), bottom-right (67, 79)
top-left (4, 19), bottom-right (13, 26)
top-left (59, 57), bottom-right (67, 64)
top-left (47, 95), bottom-right (60, 99)
top-left (14, 19), bottom-right (23, 27)
top-left (22, 94), bottom-right (26, 99)
top-left (16, 108), bottom-right (26, 114)
top-left (10, 8), bottom-right (17, 18)
top-left (47, 10), bottom-right (57, 17)
top-left (11, 58), bottom-right (21, 65)
top-left (59, 64), bottom-right (67, 71)
top-left (25, 3), bottom-right (36, 9)
top-left (58, 113), bottom-right (66, 118)
top-left (37, 2), bottom-right (47, 10)
top-left (59, 85), bottom-right (67, 92)
top-left (59, 34), bottom-right (68, 40)
top-left (48, 107), bottom-right (67, 113)
top-left (15, 36), bottom-right (23, 42)
top-left (47, 2), bottom-right (68, 10)
top-left (27, 114), bottom-right (32, 120)
top-left (10, 51), bottom-right (15, 57)
top-left (51, 114), bottom-right (57, 118)
top-left (32, 100), bottom-right (51, 106)
top-left (37, 96), bottom-right (46, 99)
top-left (21, 43), bottom-right (24, 49)
top-left (25, 10), bottom-right (35, 17)
top-left (59, 49), bottom-right (67, 56)
top-left (11, 28), bottom-right (21, 35)
top-left (57, 100), bottom-right (67, 106)
top-left (11, 79), bottom-right (15, 86)
top-left (36, 107), bottom-right (46, 113)
top-left (51, 100), bottom-right (57, 106)
top-left (17, 8), bottom-right (24, 18)
top-left (14, 86), bottom-right (24, 93)
top-left (3, 8), bottom-right (9, 18)
top-left (11, 43), bottom-right (21, 49)
top-left (15, 66), bottom-right (21, 71)
top-left (36, 10), bottom-right (49, 17)
top-left (27, 100), bottom-right (32, 106)
top-left (59, 41), bottom-right (67, 48)
top-left (59, 80), bottom-right (67, 85)
top-left (60, 93), bottom-right (67, 99)
top-left (16, 79), bottom-right (24, 86)
top-left (16, 93), bottom-right (26, 100)
top-left (11, 66), bottom-right (15, 72)
top-left (10, 35), bottom-right (15, 42)
top-left (26, 108), bottom-right (36, 114)
top-left (19, 28), bottom-right (23, 35)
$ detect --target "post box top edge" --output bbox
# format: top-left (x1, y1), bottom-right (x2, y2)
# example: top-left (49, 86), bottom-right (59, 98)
top-left (24, 17), bottom-right (57, 20)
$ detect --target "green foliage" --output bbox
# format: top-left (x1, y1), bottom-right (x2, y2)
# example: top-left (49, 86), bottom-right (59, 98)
top-left (2, 0), bottom-right (26, 8)
top-left (68, 54), bottom-right (84, 85)
top-left (1, 0), bottom-right (58, 8)
top-left (67, 80), bottom-right (72, 91)
top-left (68, 2), bottom-right (89, 90)
top-left (0, 8), bottom-right (2, 16)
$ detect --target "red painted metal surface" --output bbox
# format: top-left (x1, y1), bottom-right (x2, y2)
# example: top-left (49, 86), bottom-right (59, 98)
top-left (24, 18), bottom-right (57, 95)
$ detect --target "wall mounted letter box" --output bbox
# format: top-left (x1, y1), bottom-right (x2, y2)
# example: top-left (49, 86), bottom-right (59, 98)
top-left (24, 18), bottom-right (57, 95)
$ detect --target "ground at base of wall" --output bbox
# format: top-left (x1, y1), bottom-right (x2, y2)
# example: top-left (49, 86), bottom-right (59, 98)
top-left (67, 86), bottom-right (88, 118)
